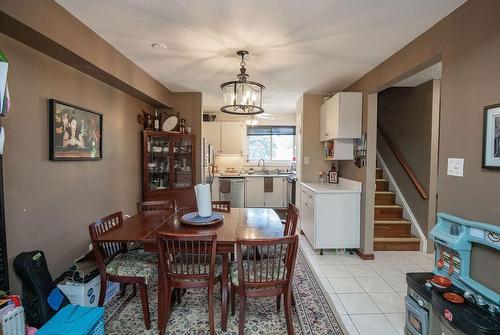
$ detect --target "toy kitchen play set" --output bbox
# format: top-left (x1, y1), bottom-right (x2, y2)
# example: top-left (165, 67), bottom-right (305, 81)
top-left (405, 213), bottom-right (500, 335)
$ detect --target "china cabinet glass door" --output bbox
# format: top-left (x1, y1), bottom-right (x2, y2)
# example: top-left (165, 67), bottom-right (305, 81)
top-left (172, 136), bottom-right (193, 188)
top-left (146, 134), bottom-right (170, 191)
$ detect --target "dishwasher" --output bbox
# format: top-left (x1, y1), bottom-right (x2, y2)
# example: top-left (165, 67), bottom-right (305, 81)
top-left (219, 177), bottom-right (245, 208)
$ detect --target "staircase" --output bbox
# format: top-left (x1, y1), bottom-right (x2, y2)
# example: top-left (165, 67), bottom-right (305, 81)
top-left (374, 167), bottom-right (420, 251)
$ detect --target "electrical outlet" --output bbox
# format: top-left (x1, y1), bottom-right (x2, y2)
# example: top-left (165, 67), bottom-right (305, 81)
top-left (88, 243), bottom-right (93, 251)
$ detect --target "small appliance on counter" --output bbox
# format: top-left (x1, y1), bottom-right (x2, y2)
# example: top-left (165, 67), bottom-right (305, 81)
top-left (404, 213), bottom-right (500, 335)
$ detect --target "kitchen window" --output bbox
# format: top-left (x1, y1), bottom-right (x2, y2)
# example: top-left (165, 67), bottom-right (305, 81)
top-left (246, 126), bottom-right (296, 162)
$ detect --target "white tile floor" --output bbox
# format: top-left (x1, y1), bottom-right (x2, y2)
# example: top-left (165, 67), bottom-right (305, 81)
top-left (299, 236), bottom-right (435, 335)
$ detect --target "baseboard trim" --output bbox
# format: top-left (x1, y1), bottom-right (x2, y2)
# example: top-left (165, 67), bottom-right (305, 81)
top-left (354, 249), bottom-right (375, 260)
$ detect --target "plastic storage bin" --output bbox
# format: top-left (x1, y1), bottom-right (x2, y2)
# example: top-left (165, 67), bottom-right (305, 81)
top-left (37, 304), bottom-right (104, 335)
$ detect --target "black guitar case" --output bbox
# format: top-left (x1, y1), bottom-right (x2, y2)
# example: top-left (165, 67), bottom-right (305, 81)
top-left (13, 250), bottom-right (70, 328)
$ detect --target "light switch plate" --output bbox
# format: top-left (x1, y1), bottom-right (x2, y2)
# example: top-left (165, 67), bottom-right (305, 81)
top-left (447, 158), bottom-right (464, 177)
top-left (304, 156), bottom-right (310, 165)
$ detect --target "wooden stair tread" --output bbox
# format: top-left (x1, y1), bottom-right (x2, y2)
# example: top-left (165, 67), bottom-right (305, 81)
top-left (374, 220), bottom-right (410, 224)
top-left (375, 178), bottom-right (387, 181)
top-left (374, 205), bottom-right (402, 208)
top-left (375, 191), bottom-right (394, 194)
top-left (374, 236), bottom-right (420, 242)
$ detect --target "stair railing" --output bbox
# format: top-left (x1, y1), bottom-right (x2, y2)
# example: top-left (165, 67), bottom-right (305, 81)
top-left (378, 126), bottom-right (429, 200)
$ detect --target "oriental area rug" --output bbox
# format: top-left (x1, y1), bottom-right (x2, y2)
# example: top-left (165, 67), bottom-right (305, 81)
top-left (105, 249), bottom-right (345, 334)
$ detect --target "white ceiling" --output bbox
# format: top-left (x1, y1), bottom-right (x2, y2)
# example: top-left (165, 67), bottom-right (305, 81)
top-left (56, 0), bottom-right (464, 114)
top-left (394, 62), bottom-right (442, 87)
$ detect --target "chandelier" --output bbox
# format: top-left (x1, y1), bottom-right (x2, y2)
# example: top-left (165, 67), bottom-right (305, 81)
top-left (220, 50), bottom-right (265, 115)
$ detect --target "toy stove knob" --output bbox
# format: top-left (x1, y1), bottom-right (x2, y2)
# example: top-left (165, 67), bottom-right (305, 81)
top-left (476, 295), bottom-right (486, 306)
top-left (463, 290), bottom-right (474, 301)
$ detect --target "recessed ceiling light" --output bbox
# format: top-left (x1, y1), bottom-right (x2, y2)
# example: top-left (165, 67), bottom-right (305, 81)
top-left (151, 42), bottom-right (168, 50)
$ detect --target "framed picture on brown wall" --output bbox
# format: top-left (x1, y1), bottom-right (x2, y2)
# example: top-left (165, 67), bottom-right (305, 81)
top-left (49, 99), bottom-right (102, 161)
top-left (482, 103), bottom-right (500, 169)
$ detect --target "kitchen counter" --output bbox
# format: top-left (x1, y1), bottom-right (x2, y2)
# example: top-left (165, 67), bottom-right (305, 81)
top-left (216, 173), bottom-right (294, 178)
top-left (300, 177), bottom-right (361, 250)
top-left (301, 178), bottom-right (361, 194)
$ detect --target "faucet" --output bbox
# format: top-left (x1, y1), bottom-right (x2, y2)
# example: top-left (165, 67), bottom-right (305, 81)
top-left (257, 159), bottom-right (266, 172)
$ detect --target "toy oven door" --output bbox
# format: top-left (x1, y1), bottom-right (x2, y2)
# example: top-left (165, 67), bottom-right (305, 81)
top-left (405, 296), bottom-right (428, 335)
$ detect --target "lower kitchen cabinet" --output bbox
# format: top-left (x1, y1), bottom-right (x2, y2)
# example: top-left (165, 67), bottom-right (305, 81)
top-left (245, 177), bottom-right (264, 207)
top-left (300, 181), bottom-right (361, 250)
top-left (245, 176), bottom-right (287, 208)
top-left (264, 177), bottom-right (286, 208)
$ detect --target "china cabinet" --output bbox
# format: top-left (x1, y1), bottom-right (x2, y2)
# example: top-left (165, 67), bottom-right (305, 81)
top-left (142, 131), bottom-right (196, 207)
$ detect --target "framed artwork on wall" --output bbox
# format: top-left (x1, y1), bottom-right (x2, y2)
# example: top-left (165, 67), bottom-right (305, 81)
top-left (482, 103), bottom-right (500, 169)
top-left (49, 99), bottom-right (102, 161)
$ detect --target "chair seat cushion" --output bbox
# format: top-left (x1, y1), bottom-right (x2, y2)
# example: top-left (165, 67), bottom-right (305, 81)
top-left (230, 260), bottom-right (287, 287)
top-left (106, 250), bottom-right (157, 284)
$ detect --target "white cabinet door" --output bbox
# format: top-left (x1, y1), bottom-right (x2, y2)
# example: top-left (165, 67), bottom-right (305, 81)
top-left (220, 122), bottom-right (243, 155)
top-left (319, 103), bottom-right (328, 142)
top-left (337, 92), bottom-right (362, 139)
top-left (326, 93), bottom-right (339, 139)
top-left (202, 122), bottom-right (221, 153)
top-left (300, 192), bottom-right (315, 246)
top-left (264, 177), bottom-right (286, 208)
top-left (320, 92), bottom-right (361, 141)
top-left (245, 177), bottom-right (264, 207)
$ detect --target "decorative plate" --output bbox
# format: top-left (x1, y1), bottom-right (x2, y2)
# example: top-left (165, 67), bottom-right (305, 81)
top-left (180, 212), bottom-right (223, 226)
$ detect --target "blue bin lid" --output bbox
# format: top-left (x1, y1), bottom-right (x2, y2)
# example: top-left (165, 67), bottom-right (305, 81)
top-left (37, 305), bottom-right (104, 335)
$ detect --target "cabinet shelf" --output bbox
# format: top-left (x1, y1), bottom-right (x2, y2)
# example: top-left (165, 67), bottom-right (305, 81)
top-left (142, 131), bottom-right (196, 207)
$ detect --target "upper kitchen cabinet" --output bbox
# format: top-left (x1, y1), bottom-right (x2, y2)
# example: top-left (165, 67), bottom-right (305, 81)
top-left (319, 92), bottom-right (362, 141)
top-left (220, 122), bottom-right (243, 154)
top-left (202, 122), bottom-right (221, 153)
top-left (202, 121), bottom-right (243, 155)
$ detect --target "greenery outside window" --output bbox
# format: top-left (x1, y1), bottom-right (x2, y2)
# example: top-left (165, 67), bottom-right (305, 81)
top-left (246, 126), bottom-right (296, 162)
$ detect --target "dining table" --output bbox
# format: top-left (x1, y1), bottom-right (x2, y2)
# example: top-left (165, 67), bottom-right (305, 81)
top-left (96, 207), bottom-right (285, 331)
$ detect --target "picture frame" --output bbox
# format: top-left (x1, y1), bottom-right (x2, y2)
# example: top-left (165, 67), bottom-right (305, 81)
top-left (49, 99), bottom-right (102, 161)
top-left (482, 103), bottom-right (500, 169)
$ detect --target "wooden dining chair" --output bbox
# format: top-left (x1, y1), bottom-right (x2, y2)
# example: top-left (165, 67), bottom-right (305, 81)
top-left (231, 235), bottom-right (299, 335)
top-left (283, 203), bottom-right (300, 236)
top-left (212, 200), bottom-right (231, 212)
top-left (137, 200), bottom-right (178, 213)
top-left (157, 232), bottom-right (221, 335)
top-left (89, 212), bottom-right (157, 329)
top-left (277, 203), bottom-right (300, 311)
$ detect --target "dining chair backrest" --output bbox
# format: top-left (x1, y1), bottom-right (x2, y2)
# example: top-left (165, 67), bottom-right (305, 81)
top-left (137, 200), bottom-right (178, 213)
top-left (235, 235), bottom-right (298, 290)
top-left (157, 232), bottom-right (217, 282)
top-left (212, 201), bottom-right (231, 212)
top-left (89, 212), bottom-right (127, 266)
top-left (283, 203), bottom-right (300, 236)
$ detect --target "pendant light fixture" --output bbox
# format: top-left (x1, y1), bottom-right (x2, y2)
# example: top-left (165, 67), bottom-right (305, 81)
top-left (220, 50), bottom-right (265, 115)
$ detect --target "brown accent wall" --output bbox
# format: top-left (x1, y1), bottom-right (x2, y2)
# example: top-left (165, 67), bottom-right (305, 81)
top-left (172, 92), bottom-right (203, 184)
top-left (340, 0), bottom-right (500, 255)
top-left (1, 33), bottom-right (152, 292)
top-left (297, 94), bottom-right (332, 183)
top-left (377, 81), bottom-right (434, 232)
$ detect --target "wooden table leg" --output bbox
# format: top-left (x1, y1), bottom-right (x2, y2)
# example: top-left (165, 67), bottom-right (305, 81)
top-left (221, 253), bottom-right (229, 331)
